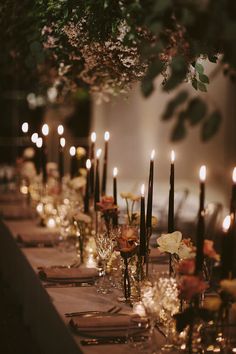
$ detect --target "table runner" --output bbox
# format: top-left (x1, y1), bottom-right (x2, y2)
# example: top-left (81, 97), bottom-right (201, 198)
top-left (0, 215), bottom-right (166, 354)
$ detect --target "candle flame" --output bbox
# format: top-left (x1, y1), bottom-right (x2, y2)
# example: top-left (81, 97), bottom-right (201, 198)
top-left (199, 165), bottom-right (206, 182)
top-left (91, 132), bottom-right (96, 143)
top-left (104, 131), bottom-right (110, 141)
top-left (42, 124), bottom-right (49, 136)
top-left (57, 124), bottom-right (64, 135)
top-left (36, 137), bottom-right (43, 148)
top-left (171, 150), bottom-right (175, 163)
top-left (96, 148), bottom-right (102, 159)
top-left (141, 183), bottom-right (145, 196)
top-left (86, 159), bottom-right (91, 169)
top-left (69, 146), bottom-right (76, 156)
top-left (232, 167), bottom-right (236, 183)
top-left (31, 132), bottom-right (38, 143)
top-left (113, 167), bottom-right (118, 177)
top-left (60, 137), bottom-right (66, 148)
top-left (222, 215), bottom-right (231, 232)
top-left (22, 122), bottom-right (29, 133)
top-left (151, 149), bottom-right (155, 160)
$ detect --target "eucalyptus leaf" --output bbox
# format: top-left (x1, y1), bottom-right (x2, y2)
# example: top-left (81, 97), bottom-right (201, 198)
top-left (201, 111), bottom-right (222, 141)
top-left (198, 81), bottom-right (207, 92)
top-left (195, 63), bottom-right (204, 74)
top-left (199, 74), bottom-right (209, 84)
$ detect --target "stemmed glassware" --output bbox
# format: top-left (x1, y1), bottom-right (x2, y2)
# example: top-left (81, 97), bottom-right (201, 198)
top-left (95, 231), bottom-right (114, 294)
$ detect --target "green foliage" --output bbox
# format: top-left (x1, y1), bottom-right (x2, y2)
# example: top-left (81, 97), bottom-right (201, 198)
top-left (0, 0), bottom-right (234, 141)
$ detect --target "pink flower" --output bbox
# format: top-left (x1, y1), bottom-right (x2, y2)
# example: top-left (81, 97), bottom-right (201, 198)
top-left (177, 259), bottom-right (195, 275)
top-left (179, 275), bottom-right (208, 301)
top-left (203, 240), bottom-right (220, 261)
top-left (96, 196), bottom-right (117, 212)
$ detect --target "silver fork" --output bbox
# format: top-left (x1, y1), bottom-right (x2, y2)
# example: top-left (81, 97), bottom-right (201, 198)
top-left (65, 305), bottom-right (121, 317)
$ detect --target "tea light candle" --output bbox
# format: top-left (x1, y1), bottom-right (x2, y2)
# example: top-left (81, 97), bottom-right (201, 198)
top-left (47, 217), bottom-right (56, 229)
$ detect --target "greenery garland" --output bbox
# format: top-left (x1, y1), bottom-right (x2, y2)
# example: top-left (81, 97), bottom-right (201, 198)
top-left (1, 0), bottom-right (236, 140)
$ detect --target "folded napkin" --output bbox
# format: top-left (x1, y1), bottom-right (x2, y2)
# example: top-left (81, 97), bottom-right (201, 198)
top-left (17, 229), bottom-right (59, 247)
top-left (70, 314), bottom-right (147, 335)
top-left (0, 205), bottom-right (33, 220)
top-left (0, 193), bottom-right (23, 204)
top-left (39, 267), bottom-right (98, 283)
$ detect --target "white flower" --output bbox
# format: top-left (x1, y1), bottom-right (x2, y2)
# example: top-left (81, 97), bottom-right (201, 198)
top-left (23, 147), bottom-right (35, 159)
top-left (178, 242), bottom-right (195, 260)
top-left (21, 161), bottom-right (36, 180)
top-left (69, 176), bottom-right (86, 190)
top-left (157, 231), bottom-right (182, 255)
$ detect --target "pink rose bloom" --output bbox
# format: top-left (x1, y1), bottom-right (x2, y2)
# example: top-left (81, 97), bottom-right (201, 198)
top-left (203, 240), bottom-right (220, 261)
top-left (177, 259), bottom-right (195, 275)
top-left (179, 275), bottom-right (208, 301)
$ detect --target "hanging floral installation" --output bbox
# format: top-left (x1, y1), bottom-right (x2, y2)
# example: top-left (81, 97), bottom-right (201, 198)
top-left (1, 0), bottom-right (236, 139)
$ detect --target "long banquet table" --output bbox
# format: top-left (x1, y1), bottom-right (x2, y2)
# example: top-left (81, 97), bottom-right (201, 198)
top-left (0, 210), bottom-right (166, 354)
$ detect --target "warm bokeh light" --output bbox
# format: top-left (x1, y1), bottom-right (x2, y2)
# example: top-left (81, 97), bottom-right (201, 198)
top-left (91, 132), bottom-right (96, 143)
top-left (36, 137), bottom-right (43, 148)
top-left (96, 148), bottom-right (102, 159)
top-left (22, 122), bottom-right (29, 133)
top-left (57, 124), bottom-right (64, 135)
top-left (113, 167), bottom-right (118, 177)
top-left (69, 146), bottom-right (76, 156)
top-left (86, 159), bottom-right (92, 169)
top-left (60, 137), bottom-right (66, 148)
top-left (222, 215), bottom-right (231, 233)
top-left (31, 133), bottom-right (38, 143)
top-left (141, 183), bottom-right (145, 196)
top-left (232, 167), bottom-right (236, 183)
top-left (104, 131), bottom-right (110, 141)
top-left (171, 150), bottom-right (175, 163)
top-left (199, 165), bottom-right (207, 182)
top-left (42, 124), bottom-right (49, 136)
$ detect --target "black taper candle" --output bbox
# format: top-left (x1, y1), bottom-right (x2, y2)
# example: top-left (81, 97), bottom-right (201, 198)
top-left (195, 165), bottom-right (206, 274)
top-left (230, 167), bottom-right (236, 216)
top-left (113, 167), bottom-right (118, 226)
top-left (146, 150), bottom-right (155, 230)
top-left (42, 124), bottom-right (49, 185)
top-left (59, 137), bottom-right (65, 182)
top-left (168, 151), bottom-right (175, 233)
top-left (42, 139), bottom-right (47, 184)
top-left (139, 184), bottom-right (146, 257)
top-left (221, 215), bottom-right (232, 279)
top-left (84, 159), bottom-right (91, 214)
top-left (94, 149), bottom-right (101, 211)
top-left (69, 146), bottom-right (77, 179)
top-left (102, 131), bottom-right (110, 196)
top-left (90, 132), bottom-right (96, 195)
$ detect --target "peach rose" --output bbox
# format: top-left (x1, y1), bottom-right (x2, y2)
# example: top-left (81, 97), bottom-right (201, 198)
top-left (179, 275), bottom-right (208, 301)
top-left (203, 240), bottom-right (220, 261)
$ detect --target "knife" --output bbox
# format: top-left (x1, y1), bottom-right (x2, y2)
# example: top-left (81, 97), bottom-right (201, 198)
top-left (81, 336), bottom-right (147, 346)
